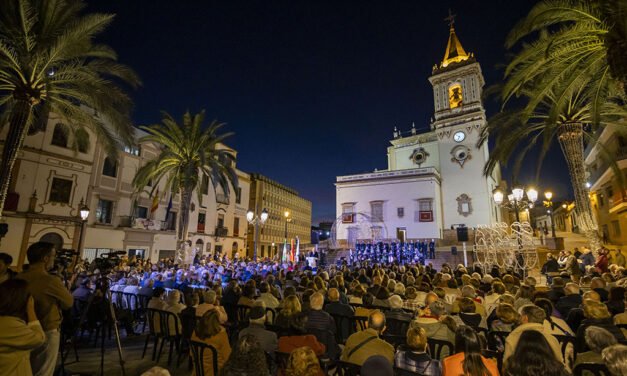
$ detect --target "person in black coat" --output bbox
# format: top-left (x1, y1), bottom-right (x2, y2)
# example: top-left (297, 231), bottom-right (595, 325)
top-left (555, 283), bottom-right (583, 318)
top-left (575, 300), bottom-right (626, 353)
top-left (541, 254), bottom-right (560, 283)
top-left (547, 277), bottom-right (566, 305)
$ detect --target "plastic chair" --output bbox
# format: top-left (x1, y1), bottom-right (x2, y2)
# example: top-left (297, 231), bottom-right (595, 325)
top-left (572, 363), bottom-right (611, 376)
top-left (427, 337), bottom-right (454, 360)
top-left (189, 340), bottom-right (218, 376)
top-left (329, 313), bottom-right (353, 344)
top-left (487, 330), bottom-right (510, 351)
top-left (381, 334), bottom-right (407, 349)
top-left (156, 310), bottom-right (182, 366)
top-left (554, 334), bottom-right (577, 364)
top-left (336, 360), bottom-right (361, 376)
top-left (142, 308), bottom-right (163, 361)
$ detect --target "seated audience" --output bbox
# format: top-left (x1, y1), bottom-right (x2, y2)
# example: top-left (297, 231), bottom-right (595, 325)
top-left (362, 355), bottom-right (394, 376)
top-left (384, 295), bottom-right (413, 335)
top-left (220, 334), bottom-right (270, 376)
top-left (574, 326), bottom-right (618, 374)
top-left (196, 291), bottom-right (227, 324)
top-left (413, 300), bottom-right (457, 358)
top-left (602, 344), bottom-right (627, 376)
top-left (285, 346), bottom-right (324, 376)
top-left (555, 283), bottom-right (582, 318)
top-left (191, 310), bottom-right (232, 376)
top-left (504, 305), bottom-right (563, 364)
top-left (442, 325), bottom-right (499, 376)
top-left (341, 310), bottom-right (394, 365)
top-left (275, 295), bottom-right (301, 329)
top-left (257, 282), bottom-right (280, 309)
top-left (534, 298), bottom-right (574, 336)
top-left (238, 305), bottom-right (278, 356)
top-left (576, 299), bottom-right (625, 352)
top-left (278, 313), bottom-right (326, 356)
top-left (503, 329), bottom-right (569, 376)
top-left (394, 326), bottom-right (441, 375)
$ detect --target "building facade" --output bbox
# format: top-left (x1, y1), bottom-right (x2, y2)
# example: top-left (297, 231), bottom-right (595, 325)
top-left (335, 24), bottom-right (502, 247)
top-left (246, 173), bottom-right (312, 259)
top-left (585, 124), bottom-right (627, 247)
top-left (0, 109), bottom-right (251, 267)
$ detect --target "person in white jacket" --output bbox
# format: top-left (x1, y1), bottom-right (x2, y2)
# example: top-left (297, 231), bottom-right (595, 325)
top-left (0, 279), bottom-right (46, 376)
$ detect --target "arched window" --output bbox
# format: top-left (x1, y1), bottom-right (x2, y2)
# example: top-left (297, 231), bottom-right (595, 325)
top-left (75, 128), bottom-right (90, 153)
top-left (51, 123), bottom-right (69, 148)
top-left (196, 239), bottom-right (204, 255)
top-left (448, 83), bottom-right (463, 109)
top-left (39, 232), bottom-right (64, 252)
top-left (102, 157), bottom-right (117, 177)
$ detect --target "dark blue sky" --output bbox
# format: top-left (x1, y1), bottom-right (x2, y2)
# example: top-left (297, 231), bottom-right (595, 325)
top-left (87, 0), bottom-right (572, 223)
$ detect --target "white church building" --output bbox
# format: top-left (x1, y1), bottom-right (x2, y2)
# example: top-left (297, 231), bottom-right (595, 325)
top-left (335, 24), bottom-right (502, 247)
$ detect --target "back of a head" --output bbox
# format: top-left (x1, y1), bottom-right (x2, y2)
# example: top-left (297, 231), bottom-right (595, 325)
top-left (310, 292), bottom-right (324, 310)
top-left (0, 279), bottom-right (29, 320)
top-left (583, 299), bottom-right (611, 320)
top-left (361, 355), bottom-right (393, 376)
top-left (327, 288), bottom-right (340, 302)
top-left (286, 346), bottom-right (322, 376)
top-left (167, 290), bottom-right (180, 304)
top-left (459, 297), bottom-right (476, 314)
top-left (602, 344), bottom-right (627, 376)
top-left (424, 292), bottom-right (438, 306)
top-left (454, 325), bottom-right (482, 355)
top-left (583, 290), bottom-right (601, 302)
top-left (520, 304), bottom-right (546, 324)
top-left (368, 310), bottom-right (386, 333)
top-left (461, 285), bottom-right (476, 298)
top-left (428, 300), bottom-right (446, 317)
top-left (406, 326), bottom-right (428, 352)
top-left (585, 326), bottom-right (618, 354)
top-left (259, 282), bottom-right (270, 294)
top-left (140, 366), bottom-right (171, 376)
top-left (203, 290), bottom-right (217, 305)
top-left (153, 287), bottom-right (165, 298)
top-left (496, 303), bottom-right (519, 324)
top-left (505, 330), bottom-right (562, 376)
top-left (533, 298), bottom-right (554, 321)
top-left (283, 295), bottom-right (301, 316)
top-left (389, 294), bottom-right (403, 309)
top-left (564, 283), bottom-right (580, 295)
top-left (26, 241), bottom-right (55, 264)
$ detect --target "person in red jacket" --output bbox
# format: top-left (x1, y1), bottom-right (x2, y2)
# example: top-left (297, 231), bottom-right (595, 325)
top-left (278, 313), bottom-right (325, 356)
top-left (595, 249), bottom-right (609, 274)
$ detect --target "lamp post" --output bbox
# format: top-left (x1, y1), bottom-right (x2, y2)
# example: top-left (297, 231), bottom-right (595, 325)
top-left (544, 191), bottom-right (556, 238)
top-left (493, 185), bottom-right (538, 222)
top-left (247, 208), bottom-right (268, 261)
top-left (77, 198), bottom-right (90, 258)
top-left (282, 211), bottom-right (292, 262)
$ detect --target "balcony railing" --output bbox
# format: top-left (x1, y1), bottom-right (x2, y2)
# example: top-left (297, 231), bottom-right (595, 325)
top-left (216, 193), bottom-right (230, 205)
top-left (609, 191), bottom-right (627, 214)
top-left (215, 226), bottom-right (228, 237)
top-left (588, 146), bottom-right (627, 184)
top-left (197, 223), bottom-right (205, 233)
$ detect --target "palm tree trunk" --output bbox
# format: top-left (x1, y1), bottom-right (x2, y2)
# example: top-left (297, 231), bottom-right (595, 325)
top-left (557, 122), bottom-right (601, 250)
top-left (177, 187), bottom-right (193, 246)
top-left (0, 100), bottom-right (33, 220)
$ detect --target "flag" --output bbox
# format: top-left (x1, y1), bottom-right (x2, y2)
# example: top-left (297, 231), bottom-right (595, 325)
top-left (150, 188), bottom-right (160, 216)
top-left (295, 236), bottom-right (300, 261)
top-left (282, 241), bottom-right (287, 263)
top-left (165, 193), bottom-right (173, 220)
top-left (290, 238), bottom-right (295, 262)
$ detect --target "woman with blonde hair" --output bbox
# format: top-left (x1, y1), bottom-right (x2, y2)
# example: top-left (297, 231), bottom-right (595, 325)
top-left (490, 303), bottom-right (519, 332)
top-left (602, 344), bottom-right (627, 376)
top-left (285, 346), bottom-right (323, 376)
top-left (191, 310), bottom-right (231, 376)
top-left (575, 299), bottom-right (625, 352)
top-left (395, 327), bottom-right (441, 375)
top-left (275, 295), bottom-right (301, 329)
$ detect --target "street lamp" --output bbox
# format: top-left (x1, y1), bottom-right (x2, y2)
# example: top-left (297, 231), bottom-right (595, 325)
top-left (77, 198), bottom-right (90, 257)
top-left (544, 191), bottom-right (556, 238)
top-left (282, 211), bottom-right (292, 261)
top-left (247, 208), bottom-right (268, 261)
top-left (493, 185), bottom-right (539, 223)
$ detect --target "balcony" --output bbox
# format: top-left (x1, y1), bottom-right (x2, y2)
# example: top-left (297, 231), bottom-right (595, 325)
top-left (215, 226), bottom-right (228, 237)
top-left (216, 193), bottom-right (230, 205)
top-left (119, 217), bottom-right (168, 231)
top-left (609, 191), bottom-right (627, 214)
top-left (197, 223), bottom-right (205, 233)
top-left (587, 146), bottom-right (627, 186)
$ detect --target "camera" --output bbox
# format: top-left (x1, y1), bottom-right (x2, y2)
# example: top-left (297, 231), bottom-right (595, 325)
top-left (93, 251), bottom-right (126, 273)
top-left (54, 248), bottom-right (79, 270)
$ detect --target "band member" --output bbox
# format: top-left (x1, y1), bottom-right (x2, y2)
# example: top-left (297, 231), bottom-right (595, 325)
top-left (429, 239), bottom-right (436, 259)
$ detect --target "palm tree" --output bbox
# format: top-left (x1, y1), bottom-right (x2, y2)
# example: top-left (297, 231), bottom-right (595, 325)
top-left (0, 0), bottom-right (140, 218)
top-left (482, 78), bottom-right (626, 248)
top-left (502, 0), bottom-right (627, 124)
top-left (132, 111), bottom-right (239, 246)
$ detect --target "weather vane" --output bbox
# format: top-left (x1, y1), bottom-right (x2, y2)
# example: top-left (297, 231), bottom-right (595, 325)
top-left (444, 8), bottom-right (456, 28)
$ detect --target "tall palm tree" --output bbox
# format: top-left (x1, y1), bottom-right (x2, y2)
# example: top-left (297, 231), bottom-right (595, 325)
top-left (0, 0), bottom-right (140, 218)
top-left (132, 111), bottom-right (239, 246)
top-left (502, 0), bottom-right (627, 124)
top-left (482, 78), bottom-right (626, 248)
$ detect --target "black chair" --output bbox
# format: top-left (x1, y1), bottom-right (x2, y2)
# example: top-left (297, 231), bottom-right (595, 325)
top-left (137, 294), bottom-right (151, 332)
top-left (177, 307), bottom-right (198, 367)
top-left (330, 313), bottom-right (353, 344)
top-left (380, 334), bottom-right (407, 349)
top-left (307, 327), bottom-right (340, 360)
top-left (427, 338), bottom-right (454, 360)
top-left (112, 291), bottom-right (125, 310)
top-left (394, 367), bottom-right (425, 376)
top-left (554, 334), bottom-right (577, 364)
top-left (189, 340), bottom-right (219, 376)
top-left (336, 360), bottom-right (361, 376)
top-left (236, 304), bottom-right (251, 325)
top-left (487, 330), bottom-right (509, 351)
top-left (123, 293), bottom-right (138, 313)
top-left (274, 351), bottom-right (291, 374)
top-left (157, 310), bottom-right (182, 366)
top-left (482, 349), bottom-right (503, 372)
top-left (349, 316), bottom-right (369, 335)
top-left (385, 317), bottom-right (410, 336)
top-left (142, 308), bottom-right (163, 361)
top-left (265, 307), bottom-right (277, 324)
top-left (572, 363), bottom-right (611, 376)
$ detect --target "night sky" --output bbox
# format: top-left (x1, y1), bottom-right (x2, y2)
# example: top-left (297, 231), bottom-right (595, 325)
top-left (86, 0), bottom-right (573, 223)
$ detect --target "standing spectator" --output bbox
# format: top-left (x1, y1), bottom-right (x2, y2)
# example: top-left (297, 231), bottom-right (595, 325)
top-left (0, 279), bottom-right (46, 376)
top-left (596, 249), bottom-right (609, 274)
top-left (0, 252), bottom-right (15, 284)
top-left (341, 311), bottom-right (394, 365)
top-left (285, 346), bottom-right (324, 376)
top-left (541, 254), bottom-right (560, 283)
top-left (503, 330), bottom-right (569, 376)
top-left (191, 310), bottom-right (231, 376)
top-left (18, 242), bottom-right (73, 376)
top-left (220, 334), bottom-right (270, 376)
top-left (394, 327), bottom-right (441, 375)
top-left (579, 249), bottom-right (595, 274)
top-left (564, 250), bottom-right (582, 282)
top-left (442, 325), bottom-right (499, 376)
top-left (614, 249), bottom-right (626, 268)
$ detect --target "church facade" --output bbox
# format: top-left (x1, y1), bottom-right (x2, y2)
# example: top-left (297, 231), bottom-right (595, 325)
top-left (335, 24), bottom-right (502, 247)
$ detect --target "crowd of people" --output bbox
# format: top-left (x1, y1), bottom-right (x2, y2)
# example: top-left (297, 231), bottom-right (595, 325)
top-left (1, 242), bottom-right (627, 376)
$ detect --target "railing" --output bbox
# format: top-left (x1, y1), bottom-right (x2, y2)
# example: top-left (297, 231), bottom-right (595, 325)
top-left (215, 226), bottom-right (228, 237)
top-left (197, 223), bottom-right (205, 233)
top-left (609, 191), bottom-right (627, 212)
top-left (216, 193), bottom-right (230, 205)
top-left (587, 147), bottom-right (627, 184)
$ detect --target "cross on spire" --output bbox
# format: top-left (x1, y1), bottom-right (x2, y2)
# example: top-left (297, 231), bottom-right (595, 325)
top-left (444, 8), bottom-right (456, 29)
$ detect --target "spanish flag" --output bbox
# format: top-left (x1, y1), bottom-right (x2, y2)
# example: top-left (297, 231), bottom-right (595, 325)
top-left (151, 188), bottom-right (160, 216)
